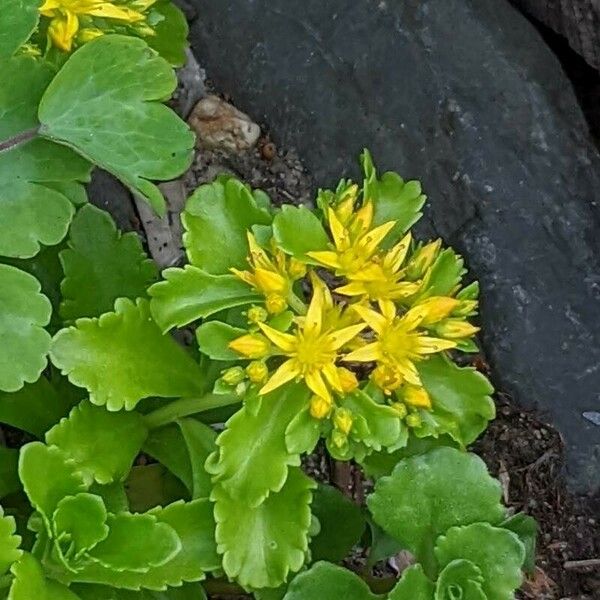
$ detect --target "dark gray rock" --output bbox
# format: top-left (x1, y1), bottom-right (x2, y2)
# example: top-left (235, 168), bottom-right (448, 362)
top-left (186, 0), bottom-right (600, 492)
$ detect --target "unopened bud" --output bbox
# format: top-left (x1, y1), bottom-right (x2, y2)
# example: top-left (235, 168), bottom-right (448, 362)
top-left (333, 408), bottom-right (353, 435)
top-left (288, 258), bottom-right (307, 280)
top-left (416, 296), bottom-right (460, 325)
top-left (310, 395), bottom-right (332, 419)
top-left (406, 239), bottom-right (441, 279)
top-left (406, 412), bottom-right (422, 428)
top-left (221, 367), bottom-right (245, 386)
top-left (265, 293), bottom-right (287, 314)
top-left (401, 385), bottom-right (432, 409)
top-left (390, 402), bottom-right (408, 419)
top-left (229, 333), bottom-right (270, 359)
top-left (337, 367), bottom-right (359, 393)
top-left (247, 305), bottom-right (268, 324)
top-left (246, 361), bottom-right (268, 384)
top-left (372, 364), bottom-right (403, 394)
top-left (435, 319), bottom-right (480, 340)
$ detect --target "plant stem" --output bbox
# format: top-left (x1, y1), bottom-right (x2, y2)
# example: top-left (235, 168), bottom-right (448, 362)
top-left (0, 126), bottom-right (39, 152)
top-left (287, 291), bottom-right (307, 315)
top-left (143, 393), bottom-right (239, 430)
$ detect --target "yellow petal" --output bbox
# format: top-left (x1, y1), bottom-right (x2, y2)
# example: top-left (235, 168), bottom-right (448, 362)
top-left (416, 336), bottom-right (456, 354)
top-left (395, 359), bottom-right (422, 386)
top-left (254, 268), bottom-right (287, 294)
top-left (351, 304), bottom-right (388, 335)
top-left (336, 366), bottom-right (359, 392)
top-left (86, 3), bottom-right (145, 21)
top-left (257, 322), bottom-right (296, 353)
top-left (48, 11), bottom-right (79, 52)
top-left (384, 232), bottom-right (412, 272)
top-left (335, 281), bottom-right (368, 297)
top-left (416, 296), bottom-right (460, 325)
top-left (360, 220), bottom-right (396, 256)
top-left (335, 190), bottom-right (357, 224)
top-left (403, 385), bottom-right (432, 409)
top-left (306, 250), bottom-right (341, 269)
top-left (260, 359), bottom-right (300, 395)
top-left (304, 275), bottom-right (326, 336)
top-left (377, 300), bottom-right (396, 322)
top-left (354, 201), bottom-right (374, 234)
top-left (327, 207), bottom-right (348, 250)
top-left (322, 363), bottom-right (343, 391)
top-left (327, 323), bottom-right (366, 350)
top-left (230, 268), bottom-right (255, 288)
top-left (305, 370), bottom-right (331, 402)
top-left (228, 334), bottom-right (270, 359)
top-left (40, 0), bottom-right (60, 15)
top-left (343, 342), bottom-right (381, 363)
top-left (247, 231), bottom-right (274, 271)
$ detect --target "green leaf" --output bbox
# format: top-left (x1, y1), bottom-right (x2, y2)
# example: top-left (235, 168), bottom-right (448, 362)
top-left (417, 354), bottom-right (495, 446)
top-left (196, 321), bottom-right (247, 360)
top-left (8, 552), bottom-right (80, 600)
top-left (272, 205), bottom-right (329, 260)
top-left (177, 418), bottom-right (216, 499)
top-left (310, 484), bottom-right (366, 563)
top-left (421, 249), bottom-right (465, 298)
top-left (46, 401), bottom-right (148, 485)
top-left (182, 177), bottom-right (272, 274)
top-left (0, 375), bottom-right (79, 437)
top-left (214, 468), bottom-right (314, 589)
top-left (89, 482), bottom-right (129, 515)
top-left (0, 508), bottom-right (21, 576)
top-left (0, 0), bottom-right (41, 57)
top-left (435, 560), bottom-right (486, 600)
top-left (0, 265), bottom-right (51, 392)
top-left (59, 205), bottom-right (158, 321)
top-left (50, 298), bottom-right (205, 410)
top-left (361, 149), bottom-right (426, 243)
top-left (434, 523), bottom-right (525, 600)
top-left (149, 266), bottom-right (260, 332)
top-left (125, 464), bottom-right (188, 513)
top-left (388, 565), bottom-right (434, 600)
top-left (284, 407), bottom-right (321, 456)
top-left (0, 57), bottom-right (91, 259)
top-left (86, 512), bottom-right (180, 571)
top-left (500, 513), bottom-right (537, 575)
top-left (38, 35), bottom-right (194, 215)
top-left (207, 383), bottom-right (310, 507)
top-left (53, 493), bottom-right (109, 556)
top-left (19, 442), bottom-right (86, 525)
top-left (282, 561), bottom-right (378, 600)
top-left (367, 448), bottom-right (505, 568)
top-left (0, 447), bottom-right (20, 499)
top-left (72, 500), bottom-right (218, 590)
top-left (146, 1), bottom-right (189, 67)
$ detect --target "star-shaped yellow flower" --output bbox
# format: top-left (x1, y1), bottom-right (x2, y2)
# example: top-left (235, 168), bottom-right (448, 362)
top-left (343, 300), bottom-right (456, 391)
top-left (40, 0), bottom-right (150, 52)
top-left (237, 275), bottom-right (366, 402)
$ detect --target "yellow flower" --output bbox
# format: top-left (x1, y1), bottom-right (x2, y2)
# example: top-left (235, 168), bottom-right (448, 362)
top-left (228, 333), bottom-right (271, 359)
top-left (252, 276), bottom-right (365, 402)
top-left (246, 361), bottom-right (268, 384)
top-left (40, 0), bottom-right (149, 52)
top-left (405, 239), bottom-right (442, 280)
top-left (307, 201), bottom-right (396, 278)
top-left (334, 233), bottom-right (421, 302)
top-left (344, 300), bottom-right (455, 389)
top-left (333, 408), bottom-right (353, 435)
top-left (310, 395), bottom-right (332, 419)
top-left (231, 232), bottom-right (301, 314)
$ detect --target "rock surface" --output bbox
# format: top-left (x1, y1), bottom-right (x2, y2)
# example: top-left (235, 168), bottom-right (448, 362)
top-left (188, 95), bottom-right (261, 151)
top-left (187, 0), bottom-right (600, 492)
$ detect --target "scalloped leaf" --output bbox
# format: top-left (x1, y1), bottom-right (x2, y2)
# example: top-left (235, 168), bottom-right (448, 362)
top-left (50, 298), bottom-right (205, 411)
top-left (367, 448), bottom-right (505, 567)
top-left (388, 565), bottom-right (434, 600)
top-left (361, 149), bottom-right (426, 245)
top-left (125, 464), bottom-right (187, 512)
top-left (434, 523), bottom-right (525, 600)
top-left (0, 375), bottom-right (79, 437)
top-left (206, 383), bottom-right (310, 507)
top-left (417, 354), bottom-right (495, 446)
top-left (19, 442), bottom-right (86, 526)
top-left (8, 552), bottom-right (81, 600)
top-left (282, 561), bottom-right (378, 600)
top-left (60, 205), bottom-right (157, 321)
top-left (71, 500), bottom-right (218, 590)
top-left (272, 205), bottom-right (329, 260)
top-left (149, 266), bottom-right (260, 332)
top-left (177, 418), bottom-right (216, 499)
top-left (500, 513), bottom-right (537, 575)
top-left (0, 57), bottom-right (91, 259)
top-left (182, 176), bottom-right (272, 274)
top-left (214, 468), bottom-right (314, 590)
top-left (435, 560), bottom-right (486, 600)
top-left (38, 35), bottom-right (194, 215)
top-left (46, 401), bottom-right (148, 485)
top-left (0, 508), bottom-right (22, 576)
top-left (310, 483), bottom-right (366, 563)
top-left (0, 0), bottom-right (41, 57)
top-left (0, 265), bottom-right (51, 392)
top-left (86, 512), bottom-right (180, 572)
top-left (53, 493), bottom-right (109, 557)
top-left (146, 0), bottom-right (189, 67)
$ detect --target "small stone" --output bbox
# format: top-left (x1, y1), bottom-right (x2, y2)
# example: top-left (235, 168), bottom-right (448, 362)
top-left (188, 95), bottom-right (261, 152)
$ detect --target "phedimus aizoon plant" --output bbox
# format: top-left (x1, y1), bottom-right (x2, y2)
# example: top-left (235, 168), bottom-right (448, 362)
top-left (1, 1), bottom-right (536, 598)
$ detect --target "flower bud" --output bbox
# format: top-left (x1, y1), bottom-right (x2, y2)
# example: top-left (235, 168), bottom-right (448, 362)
top-left (416, 296), bottom-right (460, 325)
top-left (331, 430), bottom-right (348, 449)
top-left (390, 402), bottom-right (408, 419)
top-left (434, 319), bottom-right (480, 340)
top-left (406, 239), bottom-right (441, 279)
top-left (337, 367), bottom-right (359, 393)
top-left (310, 395), bottom-right (332, 419)
top-left (333, 408), bottom-right (353, 435)
top-left (221, 367), bottom-right (246, 386)
top-left (78, 28), bottom-right (105, 43)
top-left (401, 385), bottom-right (432, 409)
top-left (452, 299), bottom-right (478, 318)
top-left (265, 293), bottom-right (288, 314)
top-left (229, 333), bottom-right (270, 359)
top-left (247, 305), bottom-right (269, 324)
top-left (372, 364), bottom-right (403, 394)
top-left (246, 361), bottom-right (268, 384)
top-left (288, 258), bottom-right (307, 280)
top-left (406, 412), bottom-right (422, 428)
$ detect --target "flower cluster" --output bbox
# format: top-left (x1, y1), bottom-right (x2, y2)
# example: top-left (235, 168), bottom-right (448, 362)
top-left (224, 179), bottom-right (479, 449)
top-left (38, 0), bottom-right (158, 53)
